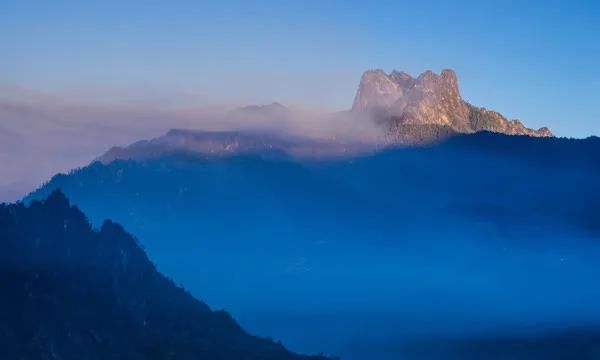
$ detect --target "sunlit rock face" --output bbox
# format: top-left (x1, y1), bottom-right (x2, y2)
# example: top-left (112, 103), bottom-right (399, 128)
top-left (352, 68), bottom-right (552, 143)
top-left (352, 69), bottom-right (406, 112)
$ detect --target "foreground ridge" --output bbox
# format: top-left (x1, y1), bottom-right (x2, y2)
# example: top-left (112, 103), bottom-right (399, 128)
top-left (0, 190), bottom-right (332, 360)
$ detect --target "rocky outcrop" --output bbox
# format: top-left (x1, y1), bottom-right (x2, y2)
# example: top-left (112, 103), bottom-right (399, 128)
top-left (467, 104), bottom-right (553, 137)
top-left (352, 69), bottom-right (552, 143)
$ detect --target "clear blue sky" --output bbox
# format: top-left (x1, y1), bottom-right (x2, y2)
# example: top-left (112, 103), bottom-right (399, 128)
top-left (1, 0), bottom-right (599, 137)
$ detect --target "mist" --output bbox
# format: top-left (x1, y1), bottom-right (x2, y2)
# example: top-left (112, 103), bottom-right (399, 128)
top-left (0, 87), bottom-right (383, 202)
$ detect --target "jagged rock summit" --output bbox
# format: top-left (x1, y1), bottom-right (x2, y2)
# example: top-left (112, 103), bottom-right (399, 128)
top-left (352, 68), bottom-right (552, 143)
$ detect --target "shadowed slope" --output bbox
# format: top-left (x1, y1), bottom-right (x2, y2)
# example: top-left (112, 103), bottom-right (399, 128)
top-left (0, 190), bottom-right (332, 360)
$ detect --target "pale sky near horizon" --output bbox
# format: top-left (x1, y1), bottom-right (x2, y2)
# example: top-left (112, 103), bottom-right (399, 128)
top-left (1, 0), bottom-right (599, 137)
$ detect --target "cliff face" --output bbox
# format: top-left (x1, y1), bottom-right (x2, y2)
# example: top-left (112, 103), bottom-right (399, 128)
top-left (352, 69), bottom-right (552, 143)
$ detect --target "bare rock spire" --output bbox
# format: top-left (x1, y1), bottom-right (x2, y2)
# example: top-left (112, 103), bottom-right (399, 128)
top-left (352, 68), bottom-right (553, 143)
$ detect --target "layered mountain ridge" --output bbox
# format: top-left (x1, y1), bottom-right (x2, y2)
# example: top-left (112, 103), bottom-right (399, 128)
top-left (27, 133), bottom-right (600, 359)
top-left (0, 190), bottom-right (331, 360)
top-left (352, 69), bottom-right (552, 143)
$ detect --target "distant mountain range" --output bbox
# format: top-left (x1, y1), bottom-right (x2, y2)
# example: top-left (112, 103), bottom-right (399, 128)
top-left (0, 190), bottom-right (331, 360)
top-left (97, 128), bottom-right (376, 163)
top-left (352, 69), bottom-right (552, 143)
top-left (26, 132), bottom-right (600, 360)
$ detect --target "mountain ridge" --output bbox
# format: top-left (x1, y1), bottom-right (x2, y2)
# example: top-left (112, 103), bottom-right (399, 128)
top-left (24, 132), bottom-right (600, 360)
top-left (97, 128), bottom-right (376, 164)
top-left (0, 190), bottom-right (332, 360)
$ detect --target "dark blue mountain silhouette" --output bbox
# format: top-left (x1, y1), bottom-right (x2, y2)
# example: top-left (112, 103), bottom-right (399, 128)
top-left (0, 190), bottom-right (332, 360)
top-left (25, 132), bottom-right (600, 359)
top-left (29, 132), bottom-right (600, 237)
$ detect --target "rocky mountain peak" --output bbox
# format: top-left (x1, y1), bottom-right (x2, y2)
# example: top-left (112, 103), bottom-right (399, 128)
top-left (352, 68), bottom-right (552, 143)
top-left (389, 70), bottom-right (414, 84)
top-left (441, 68), bottom-right (458, 82)
top-left (352, 69), bottom-right (404, 112)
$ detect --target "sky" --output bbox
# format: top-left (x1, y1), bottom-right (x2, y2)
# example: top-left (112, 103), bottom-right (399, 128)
top-left (1, 0), bottom-right (599, 137)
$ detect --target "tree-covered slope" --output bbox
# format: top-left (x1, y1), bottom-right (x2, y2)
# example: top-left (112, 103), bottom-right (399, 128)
top-left (0, 190), bottom-right (331, 360)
